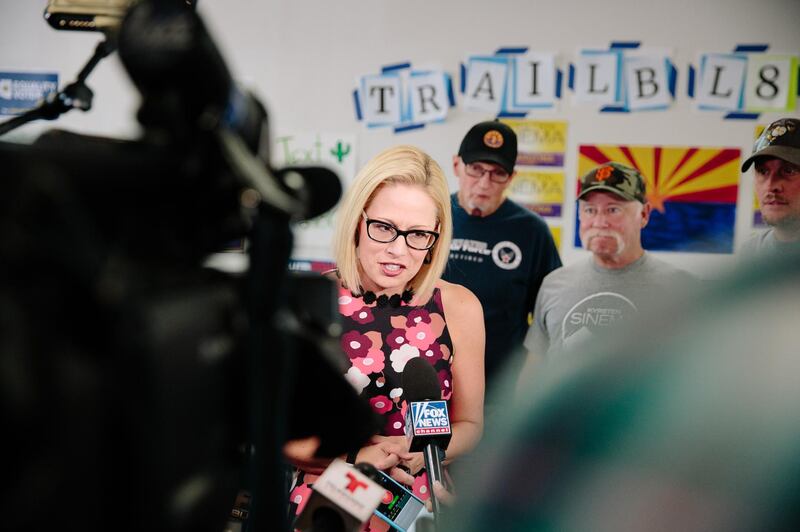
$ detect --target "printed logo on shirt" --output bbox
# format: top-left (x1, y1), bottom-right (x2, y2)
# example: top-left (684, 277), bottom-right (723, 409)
top-left (491, 241), bottom-right (522, 270)
top-left (561, 292), bottom-right (637, 348)
top-left (449, 239), bottom-right (492, 263)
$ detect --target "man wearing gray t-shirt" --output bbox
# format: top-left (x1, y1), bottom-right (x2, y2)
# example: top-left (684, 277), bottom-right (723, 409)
top-left (521, 163), bottom-right (695, 366)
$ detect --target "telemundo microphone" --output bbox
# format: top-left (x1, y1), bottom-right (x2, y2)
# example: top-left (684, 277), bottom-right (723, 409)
top-left (401, 357), bottom-right (451, 522)
top-left (294, 460), bottom-right (385, 532)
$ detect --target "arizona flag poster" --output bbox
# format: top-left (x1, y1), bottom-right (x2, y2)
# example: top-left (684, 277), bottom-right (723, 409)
top-left (576, 144), bottom-right (741, 253)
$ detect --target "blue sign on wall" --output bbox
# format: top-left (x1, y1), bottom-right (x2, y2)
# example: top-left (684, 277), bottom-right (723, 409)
top-left (0, 71), bottom-right (59, 115)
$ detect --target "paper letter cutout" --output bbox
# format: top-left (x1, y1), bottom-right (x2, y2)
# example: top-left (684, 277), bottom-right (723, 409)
top-left (511, 52), bottom-right (557, 109)
top-left (463, 56), bottom-right (508, 113)
top-left (744, 54), bottom-right (798, 112)
top-left (409, 71), bottom-right (449, 124)
top-left (624, 55), bottom-right (672, 111)
top-left (695, 53), bottom-right (746, 111)
top-left (361, 74), bottom-right (401, 126)
top-left (573, 51), bottom-right (622, 106)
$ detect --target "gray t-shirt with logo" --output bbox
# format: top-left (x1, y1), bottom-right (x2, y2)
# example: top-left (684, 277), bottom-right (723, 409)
top-left (524, 253), bottom-right (696, 358)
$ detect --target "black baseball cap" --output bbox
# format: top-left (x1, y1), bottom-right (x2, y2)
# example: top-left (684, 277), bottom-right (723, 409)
top-left (577, 162), bottom-right (647, 203)
top-left (741, 118), bottom-right (800, 172)
top-left (458, 120), bottom-right (518, 174)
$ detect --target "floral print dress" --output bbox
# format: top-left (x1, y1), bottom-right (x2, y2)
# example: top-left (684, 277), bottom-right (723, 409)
top-left (290, 286), bottom-right (454, 531)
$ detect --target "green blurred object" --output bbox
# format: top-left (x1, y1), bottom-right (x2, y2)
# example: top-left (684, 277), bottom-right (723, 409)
top-left (447, 250), bottom-right (800, 532)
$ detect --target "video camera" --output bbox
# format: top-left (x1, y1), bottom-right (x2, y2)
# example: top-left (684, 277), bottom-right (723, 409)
top-left (0, 2), bottom-right (378, 531)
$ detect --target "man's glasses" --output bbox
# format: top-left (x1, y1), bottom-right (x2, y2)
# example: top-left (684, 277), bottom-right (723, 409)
top-left (464, 162), bottom-right (511, 183)
top-left (362, 213), bottom-right (439, 250)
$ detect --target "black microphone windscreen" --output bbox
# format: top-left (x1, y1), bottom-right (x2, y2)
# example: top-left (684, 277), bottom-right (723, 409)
top-left (402, 357), bottom-right (441, 403)
top-left (277, 166), bottom-right (342, 221)
top-left (311, 506), bottom-right (346, 532)
top-left (354, 462), bottom-right (380, 482)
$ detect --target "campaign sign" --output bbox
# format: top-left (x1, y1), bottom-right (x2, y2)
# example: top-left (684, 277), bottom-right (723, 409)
top-left (0, 71), bottom-right (59, 115)
top-left (407, 400), bottom-right (451, 437)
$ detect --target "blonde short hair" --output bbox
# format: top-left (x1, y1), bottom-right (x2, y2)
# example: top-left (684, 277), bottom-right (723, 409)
top-left (333, 145), bottom-right (452, 302)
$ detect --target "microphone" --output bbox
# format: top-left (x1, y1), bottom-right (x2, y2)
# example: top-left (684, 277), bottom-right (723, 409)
top-left (401, 357), bottom-right (451, 522)
top-left (275, 166), bottom-right (343, 221)
top-left (118, 1), bottom-right (343, 223)
top-left (294, 460), bottom-right (385, 532)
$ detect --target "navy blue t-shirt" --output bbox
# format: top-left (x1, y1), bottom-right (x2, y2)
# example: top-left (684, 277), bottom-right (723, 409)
top-left (443, 194), bottom-right (562, 389)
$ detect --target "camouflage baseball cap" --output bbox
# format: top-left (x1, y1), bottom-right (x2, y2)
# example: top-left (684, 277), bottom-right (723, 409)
top-left (741, 117), bottom-right (800, 172)
top-left (577, 162), bottom-right (647, 203)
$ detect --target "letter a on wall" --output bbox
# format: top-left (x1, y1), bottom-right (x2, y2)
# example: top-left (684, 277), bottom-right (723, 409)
top-left (463, 56), bottom-right (508, 113)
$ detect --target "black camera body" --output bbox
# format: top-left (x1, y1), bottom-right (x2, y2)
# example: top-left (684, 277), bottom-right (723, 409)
top-left (1, 3), bottom-right (377, 531)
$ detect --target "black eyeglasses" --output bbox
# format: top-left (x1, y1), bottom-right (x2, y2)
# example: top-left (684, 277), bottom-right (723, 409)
top-left (362, 212), bottom-right (439, 250)
top-left (464, 162), bottom-right (511, 183)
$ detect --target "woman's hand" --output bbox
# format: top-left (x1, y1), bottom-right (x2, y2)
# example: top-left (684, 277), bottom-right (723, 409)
top-left (425, 480), bottom-right (456, 512)
top-left (400, 451), bottom-right (424, 476)
top-left (356, 435), bottom-right (413, 471)
top-left (360, 435), bottom-right (421, 487)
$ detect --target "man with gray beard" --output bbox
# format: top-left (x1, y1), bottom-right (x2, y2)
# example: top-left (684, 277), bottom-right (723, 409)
top-left (520, 162), bottom-right (695, 365)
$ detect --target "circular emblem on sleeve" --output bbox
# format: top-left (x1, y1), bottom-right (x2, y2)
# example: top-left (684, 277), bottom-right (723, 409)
top-left (491, 241), bottom-right (522, 270)
top-left (483, 130), bottom-right (504, 148)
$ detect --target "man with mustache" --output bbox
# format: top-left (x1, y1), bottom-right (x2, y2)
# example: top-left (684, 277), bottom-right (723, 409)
top-left (444, 120), bottom-right (561, 399)
top-left (520, 162), bottom-right (694, 363)
top-left (741, 117), bottom-right (800, 255)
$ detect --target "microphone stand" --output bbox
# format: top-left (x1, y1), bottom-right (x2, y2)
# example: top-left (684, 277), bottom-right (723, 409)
top-left (423, 444), bottom-right (446, 530)
top-left (0, 37), bottom-right (116, 137)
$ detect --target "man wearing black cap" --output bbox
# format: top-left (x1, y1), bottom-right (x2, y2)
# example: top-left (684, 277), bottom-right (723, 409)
top-left (520, 162), bottom-right (694, 365)
top-left (741, 117), bottom-right (800, 255)
top-left (443, 120), bottom-right (561, 397)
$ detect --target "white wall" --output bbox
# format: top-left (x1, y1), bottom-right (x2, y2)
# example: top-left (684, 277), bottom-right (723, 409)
top-left (2, 0), bottom-right (799, 277)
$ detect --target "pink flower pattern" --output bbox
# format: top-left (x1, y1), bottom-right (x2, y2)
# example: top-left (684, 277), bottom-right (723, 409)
top-left (406, 321), bottom-right (434, 350)
top-left (405, 308), bottom-right (431, 327)
top-left (351, 349), bottom-right (385, 374)
top-left (338, 294), bottom-right (364, 317)
top-left (351, 305), bottom-right (375, 325)
top-left (383, 411), bottom-right (405, 435)
top-left (386, 328), bottom-right (407, 349)
top-left (369, 395), bottom-right (393, 414)
top-left (292, 287), bottom-right (453, 527)
top-left (438, 369), bottom-right (453, 400)
top-left (421, 342), bottom-right (443, 363)
top-left (412, 472), bottom-right (431, 501)
top-left (341, 330), bottom-right (370, 359)
top-left (289, 483), bottom-right (313, 513)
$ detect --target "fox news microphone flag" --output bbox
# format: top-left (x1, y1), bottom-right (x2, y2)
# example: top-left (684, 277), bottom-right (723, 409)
top-left (402, 357), bottom-right (451, 519)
